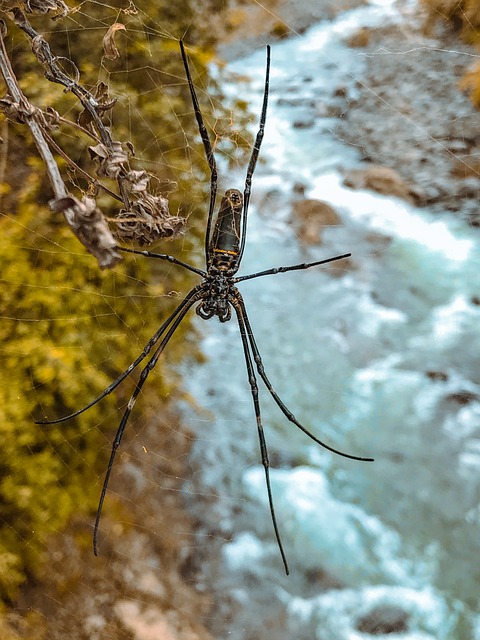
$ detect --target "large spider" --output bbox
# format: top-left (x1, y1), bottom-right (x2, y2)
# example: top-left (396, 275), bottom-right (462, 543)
top-left (38, 41), bottom-right (373, 575)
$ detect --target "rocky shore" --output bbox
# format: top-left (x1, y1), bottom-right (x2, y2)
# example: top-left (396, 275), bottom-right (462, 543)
top-left (334, 4), bottom-right (480, 226)
top-left (220, 0), bottom-right (480, 242)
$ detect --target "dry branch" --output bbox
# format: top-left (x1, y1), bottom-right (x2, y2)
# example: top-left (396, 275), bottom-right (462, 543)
top-left (0, 18), bottom-right (120, 267)
top-left (0, 8), bottom-right (186, 267)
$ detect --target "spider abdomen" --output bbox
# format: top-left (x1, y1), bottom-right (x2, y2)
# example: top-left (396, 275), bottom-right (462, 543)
top-left (209, 189), bottom-right (243, 271)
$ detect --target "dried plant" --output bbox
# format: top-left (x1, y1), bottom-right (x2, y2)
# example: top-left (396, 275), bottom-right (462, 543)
top-left (0, 5), bottom-right (186, 268)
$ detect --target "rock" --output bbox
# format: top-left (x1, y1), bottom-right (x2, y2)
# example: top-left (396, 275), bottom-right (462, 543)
top-left (456, 178), bottom-right (480, 198)
top-left (316, 100), bottom-right (349, 118)
top-left (292, 118), bottom-right (315, 129)
top-left (115, 602), bottom-right (177, 640)
top-left (346, 26), bottom-right (372, 48)
top-left (355, 604), bottom-right (410, 634)
top-left (291, 198), bottom-right (342, 245)
top-left (426, 370), bottom-right (449, 382)
top-left (335, 22), bottom-right (480, 223)
top-left (445, 390), bottom-right (479, 406)
top-left (342, 165), bottom-right (424, 204)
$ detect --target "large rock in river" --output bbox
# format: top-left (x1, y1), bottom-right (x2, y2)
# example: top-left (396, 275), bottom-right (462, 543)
top-left (291, 198), bottom-right (342, 245)
top-left (342, 165), bottom-right (424, 204)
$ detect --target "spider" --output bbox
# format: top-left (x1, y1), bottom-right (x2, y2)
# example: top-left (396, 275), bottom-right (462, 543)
top-left (37, 41), bottom-right (374, 575)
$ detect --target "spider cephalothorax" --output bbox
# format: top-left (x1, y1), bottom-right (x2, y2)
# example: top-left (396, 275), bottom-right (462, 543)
top-left (37, 41), bottom-right (373, 576)
top-left (196, 270), bottom-right (237, 322)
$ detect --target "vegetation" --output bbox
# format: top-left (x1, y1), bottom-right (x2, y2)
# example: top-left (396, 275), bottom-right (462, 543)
top-left (0, 0), bottom-right (245, 614)
top-left (422, 0), bottom-right (480, 41)
top-left (422, 0), bottom-right (480, 106)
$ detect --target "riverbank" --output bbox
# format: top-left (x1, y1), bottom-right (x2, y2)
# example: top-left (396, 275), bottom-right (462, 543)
top-left (223, 0), bottom-right (479, 225)
top-left (334, 2), bottom-right (480, 226)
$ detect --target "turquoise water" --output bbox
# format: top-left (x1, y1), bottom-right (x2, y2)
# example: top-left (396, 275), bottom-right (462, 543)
top-left (183, 3), bottom-right (480, 638)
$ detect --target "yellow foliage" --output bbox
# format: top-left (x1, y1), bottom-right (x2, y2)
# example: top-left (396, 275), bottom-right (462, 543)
top-left (0, 169), bottom-right (199, 600)
top-left (422, 0), bottom-right (480, 106)
top-left (458, 61), bottom-right (480, 107)
top-left (225, 8), bottom-right (248, 31)
top-left (0, 0), bottom-right (246, 618)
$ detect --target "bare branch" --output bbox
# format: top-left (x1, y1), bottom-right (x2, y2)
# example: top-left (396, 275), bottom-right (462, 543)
top-left (41, 128), bottom-right (124, 203)
top-left (12, 9), bottom-right (114, 148)
top-left (0, 19), bottom-right (120, 268)
top-left (0, 11), bottom-right (187, 264)
top-left (13, 11), bottom-right (185, 242)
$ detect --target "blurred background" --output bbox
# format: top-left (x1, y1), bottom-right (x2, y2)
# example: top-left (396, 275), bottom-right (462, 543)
top-left (0, 0), bottom-right (479, 638)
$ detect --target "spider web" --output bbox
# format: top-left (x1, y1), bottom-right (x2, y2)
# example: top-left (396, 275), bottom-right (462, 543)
top-left (1, 0), bottom-right (480, 639)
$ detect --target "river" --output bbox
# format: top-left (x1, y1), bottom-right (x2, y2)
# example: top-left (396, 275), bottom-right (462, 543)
top-left (181, 1), bottom-right (480, 638)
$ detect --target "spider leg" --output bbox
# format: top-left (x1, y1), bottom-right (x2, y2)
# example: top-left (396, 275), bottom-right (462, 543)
top-left (235, 296), bottom-right (374, 463)
top-left (179, 40), bottom-right (218, 264)
top-left (235, 253), bottom-right (351, 283)
top-left (36, 285), bottom-right (204, 425)
top-left (232, 295), bottom-right (289, 575)
top-left (238, 45), bottom-right (270, 264)
top-left (117, 246), bottom-right (206, 277)
top-left (94, 286), bottom-right (203, 555)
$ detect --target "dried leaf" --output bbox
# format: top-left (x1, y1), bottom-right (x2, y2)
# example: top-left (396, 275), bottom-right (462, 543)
top-left (50, 195), bottom-right (120, 269)
top-left (122, 2), bottom-right (137, 16)
top-left (92, 82), bottom-right (117, 113)
top-left (78, 82), bottom-right (116, 129)
top-left (31, 34), bottom-right (49, 64)
top-left (77, 108), bottom-right (93, 131)
top-left (44, 105), bottom-right (60, 129)
top-left (89, 140), bottom-right (128, 179)
top-left (103, 23), bottom-right (126, 61)
top-left (113, 193), bottom-right (185, 246)
top-left (0, 95), bottom-right (59, 130)
top-left (0, 0), bottom-right (68, 15)
top-left (0, 96), bottom-right (25, 123)
top-left (124, 169), bottom-right (150, 193)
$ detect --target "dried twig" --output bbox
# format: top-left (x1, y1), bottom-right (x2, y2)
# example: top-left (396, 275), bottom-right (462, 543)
top-left (42, 128), bottom-right (123, 203)
top-left (0, 0), bottom-right (68, 17)
top-left (0, 9), bottom-right (187, 264)
top-left (0, 19), bottom-right (120, 267)
top-left (12, 9), bottom-right (132, 205)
